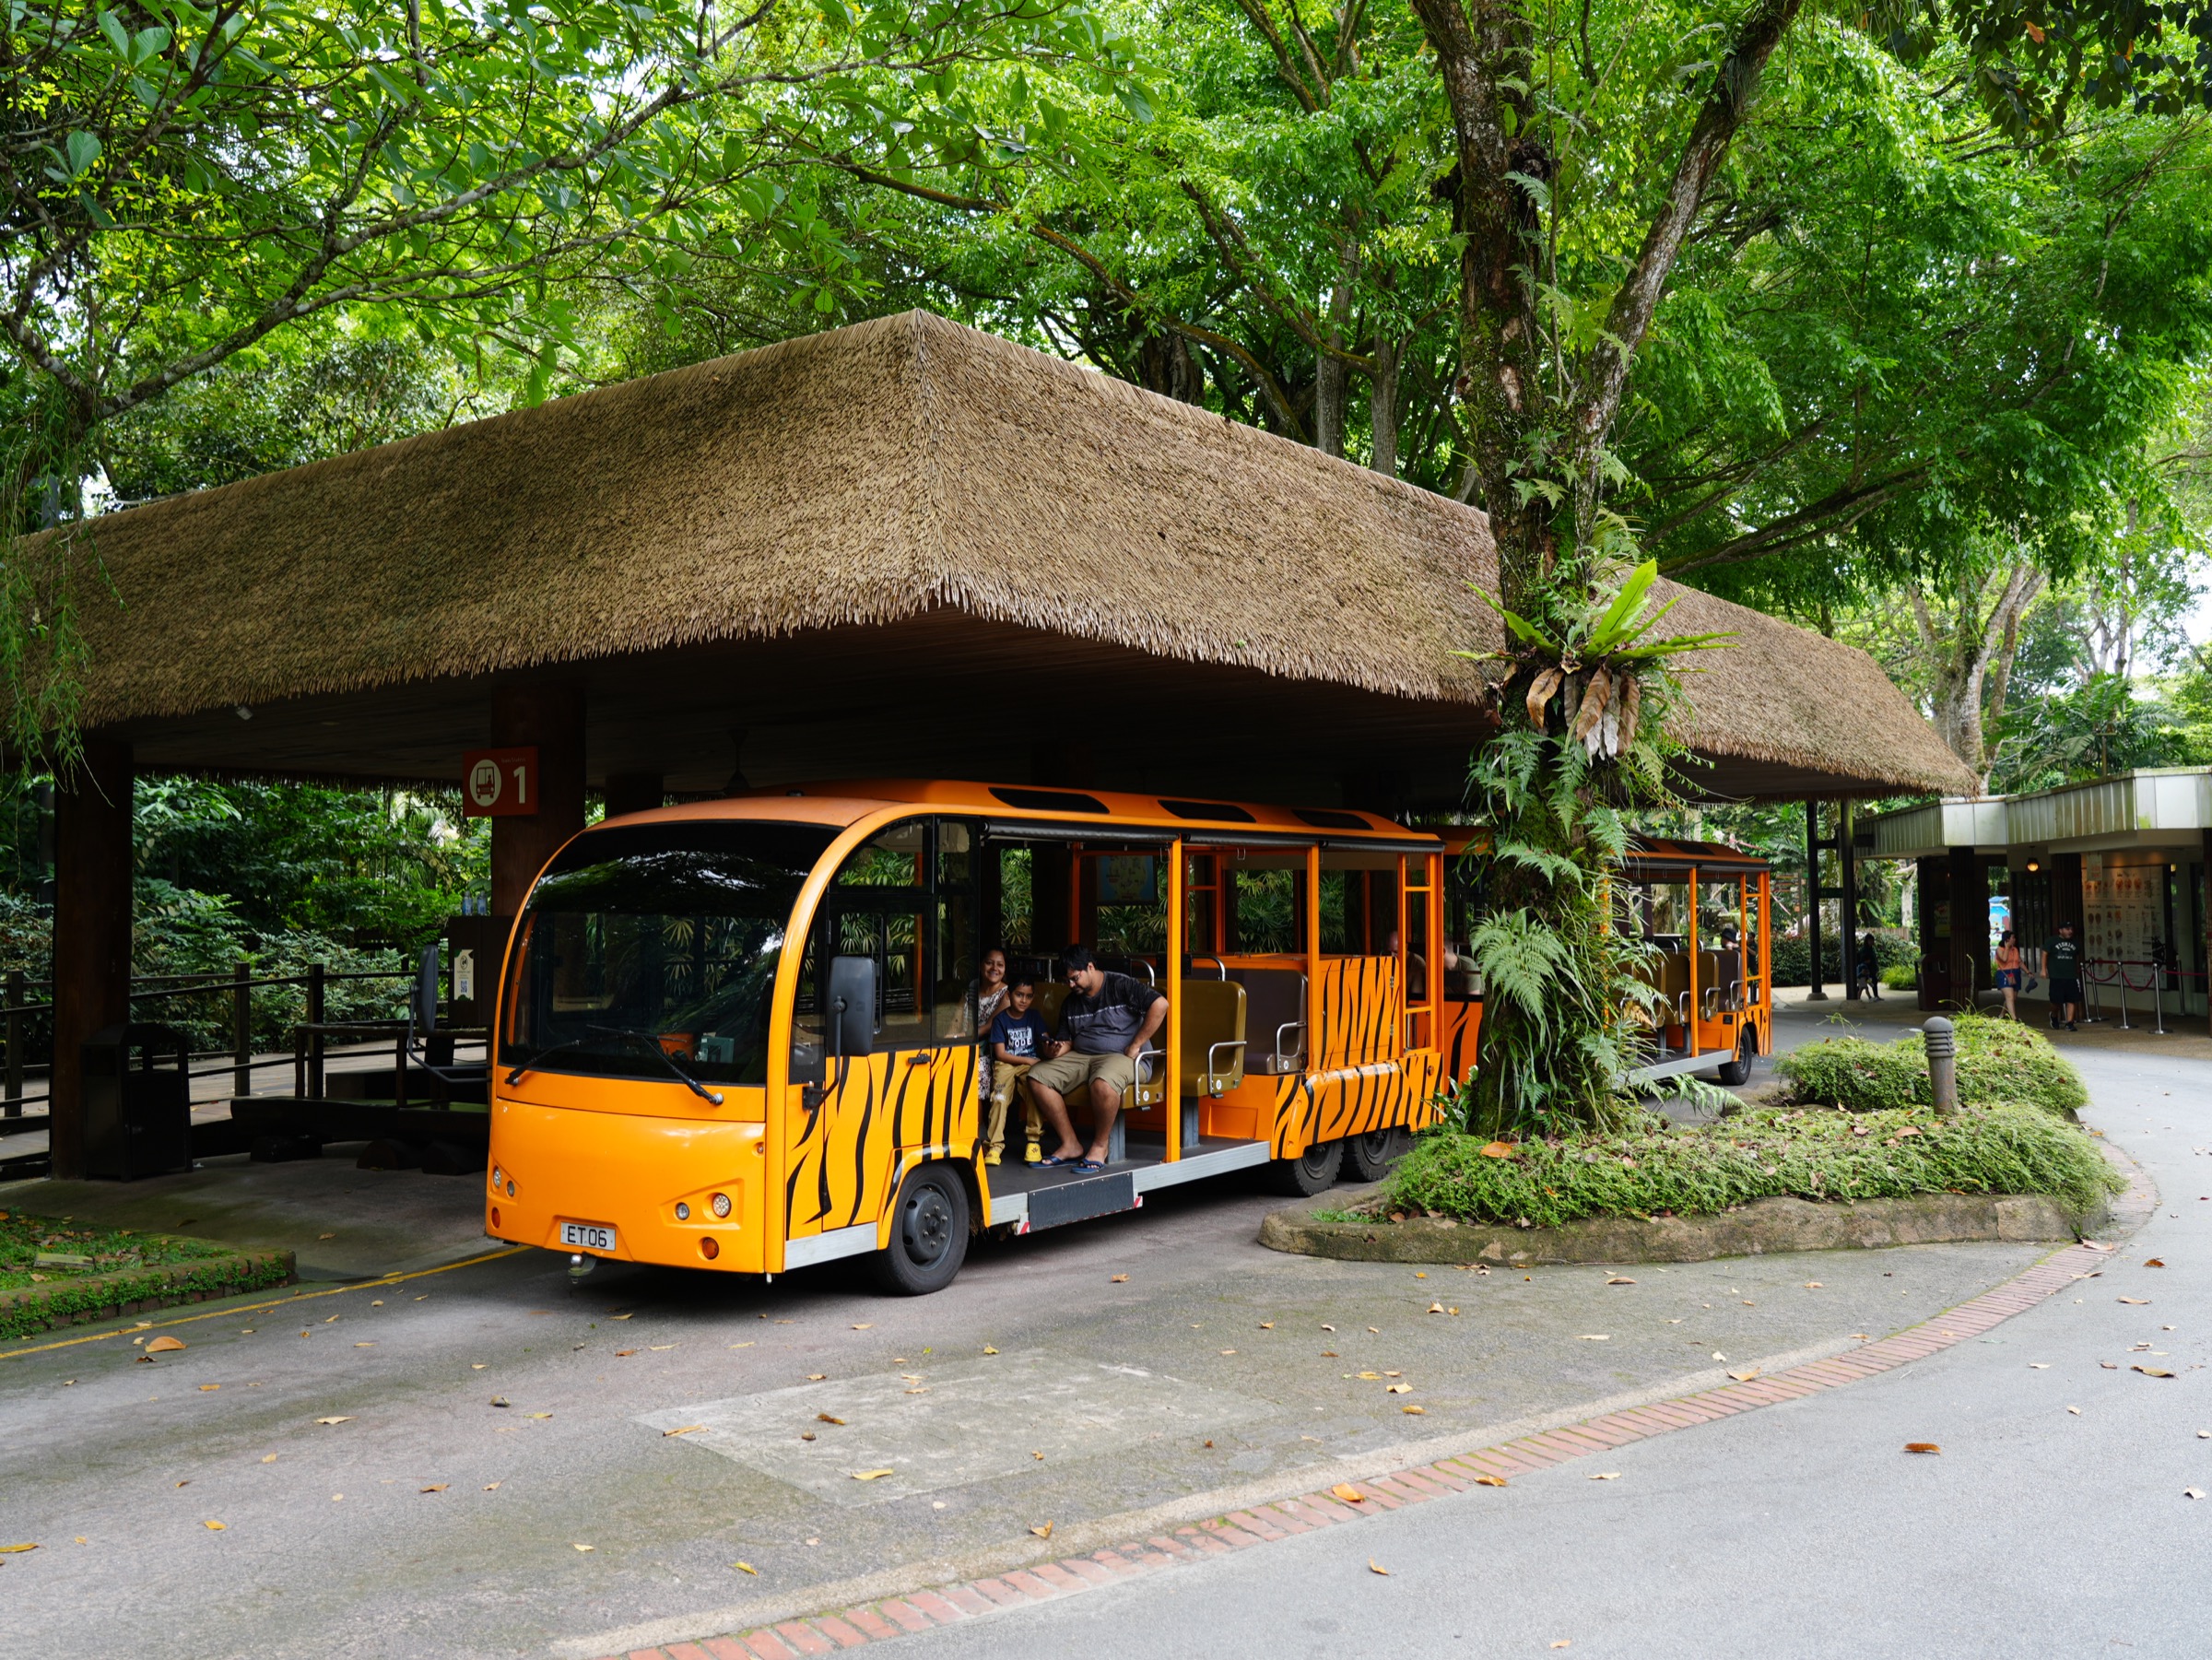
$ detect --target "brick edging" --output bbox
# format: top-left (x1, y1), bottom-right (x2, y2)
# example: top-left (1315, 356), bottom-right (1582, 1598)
top-left (591, 1164), bottom-right (2153, 1660)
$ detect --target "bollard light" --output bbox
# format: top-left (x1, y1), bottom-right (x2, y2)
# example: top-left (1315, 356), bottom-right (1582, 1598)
top-left (1924, 1015), bottom-right (1959, 1117)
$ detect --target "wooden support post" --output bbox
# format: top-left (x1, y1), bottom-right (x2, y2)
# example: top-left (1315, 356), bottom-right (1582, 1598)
top-left (488, 682), bottom-right (587, 919)
top-left (1804, 799), bottom-right (1827, 1001)
top-left (1840, 799), bottom-right (1860, 1000)
top-left (5, 969), bottom-right (20, 1117)
top-left (307, 962), bottom-right (326, 1099)
top-left (232, 960), bottom-right (253, 1100)
top-left (603, 771), bottom-right (665, 821)
top-left (52, 737), bottom-right (134, 1179)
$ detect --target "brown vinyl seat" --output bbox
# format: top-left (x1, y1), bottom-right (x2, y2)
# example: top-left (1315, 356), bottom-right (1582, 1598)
top-left (1225, 967), bottom-right (1306, 1073)
top-left (1178, 978), bottom-right (1247, 1097)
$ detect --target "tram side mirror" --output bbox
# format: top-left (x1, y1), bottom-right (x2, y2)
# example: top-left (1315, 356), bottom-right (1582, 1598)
top-left (827, 955), bottom-right (878, 1061)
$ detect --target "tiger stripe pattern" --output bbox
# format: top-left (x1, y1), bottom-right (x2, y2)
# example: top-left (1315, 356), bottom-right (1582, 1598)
top-left (1312, 956), bottom-right (1402, 1070)
top-left (1266, 1048), bottom-right (1444, 1159)
top-left (782, 1046), bottom-right (980, 1239)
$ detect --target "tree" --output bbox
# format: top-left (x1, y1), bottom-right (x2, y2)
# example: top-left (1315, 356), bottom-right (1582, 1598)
top-left (2, 0), bottom-right (1136, 751)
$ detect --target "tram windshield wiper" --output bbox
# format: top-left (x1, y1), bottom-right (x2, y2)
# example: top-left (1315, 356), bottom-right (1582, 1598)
top-left (504, 1026), bottom-right (724, 1104)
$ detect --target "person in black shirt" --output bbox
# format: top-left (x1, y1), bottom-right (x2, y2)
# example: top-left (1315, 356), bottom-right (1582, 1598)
top-left (1024, 946), bottom-right (1168, 1171)
top-left (2043, 923), bottom-right (2082, 1030)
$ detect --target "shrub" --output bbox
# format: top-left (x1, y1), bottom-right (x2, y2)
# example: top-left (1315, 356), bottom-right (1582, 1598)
top-left (1881, 964), bottom-right (1917, 990)
top-left (1381, 1104), bottom-right (2122, 1229)
top-left (1771, 926), bottom-right (1914, 988)
top-left (1775, 1014), bottom-right (2088, 1116)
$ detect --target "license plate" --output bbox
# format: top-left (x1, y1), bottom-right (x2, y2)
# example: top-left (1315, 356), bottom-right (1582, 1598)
top-left (559, 1220), bottom-right (618, 1254)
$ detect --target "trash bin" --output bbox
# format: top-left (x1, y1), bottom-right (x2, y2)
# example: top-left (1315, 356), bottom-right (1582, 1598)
top-left (82, 1023), bottom-right (193, 1181)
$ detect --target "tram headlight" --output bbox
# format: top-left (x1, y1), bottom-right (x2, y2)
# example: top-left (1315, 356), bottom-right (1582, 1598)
top-left (675, 1202), bottom-right (691, 1221)
top-left (711, 1193), bottom-right (731, 1219)
top-left (490, 1165), bottom-right (503, 1191)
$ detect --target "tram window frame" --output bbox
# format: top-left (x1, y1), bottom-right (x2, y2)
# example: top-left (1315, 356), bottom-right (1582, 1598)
top-left (1442, 854), bottom-right (1484, 1003)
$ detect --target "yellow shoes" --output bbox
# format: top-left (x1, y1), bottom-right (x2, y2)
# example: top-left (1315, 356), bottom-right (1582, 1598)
top-left (1024, 1142), bottom-right (1042, 1165)
top-left (983, 1149), bottom-right (1002, 1166)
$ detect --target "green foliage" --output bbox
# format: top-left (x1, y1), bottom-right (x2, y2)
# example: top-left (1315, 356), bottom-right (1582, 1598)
top-left (1775, 1016), bottom-right (2089, 1116)
top-left (0, 1211), bottom-right (230, 1294)
top-left (1771, 928), bottom-right (1915, 988)
top-left (1382, 1104), bottom-right (2122, 1229)
top-left (0, 1212), bottom-right (290, 1336)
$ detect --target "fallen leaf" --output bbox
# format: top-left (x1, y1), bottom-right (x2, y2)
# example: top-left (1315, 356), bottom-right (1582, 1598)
top-left (1368, 1559), bottom-right (1390, 1576)
top-left (1588, 1472), bottom-right (1620, 1480)
top-left (1428, 1302), bottom-right (1446, 1314)
top-left (420, 1485), bottom-right (448, 1493)
top-left (203, 1520), bottom-right (226, 1531)
top-left (1331, 1483), bottom-right (1367, 1503)
top-left (982, 1347), bottom-right (998, 1355)
top-left (1478, 1141), bottom-right (1516, 1159)
top-left (198, 1384), bottom-right (220, 1392)
top-left (2146, 1259), bottom-right (2166, 1267)
top-left (1578, 1335), bottom-right (1610, 1342)
top-left (145, 1336), bottom-right (186, 1355)
top-left (851, 1468), bottom-right (896, 1481)
top-left (1368, 1326), bottom-right (1379, 1334)
top-left (1259, 1323), bottom-right (1275, 1330)
top-left (807, 1373), bottom-right (828, 1382)
top-left (490, 1397), bottom-right (510, 1407)
top-left (471, 1364), bottom-right (487, 1371)
top-left (800, 1432), bottom-right (817, 1442)
top-left (484, 1482), bottom-right (501, 1490)
top-left (1386, 1383), bottom-right (1413, 1395)
top-left (611, 1313), bottom-right (633, 1320)
top-left (572, 1543), bottom-right (594, 1552)
top-left (526, 1412), bottom-right (553, 1419)
top-left (1402, 1405), bottom-right (1426, 1415)
top-left (314, 1417), bottom-right (353, 1426)
top-left (1606, 1277), bottom-right (1635, 1286)
top-left (1414, 1272), bottom-right (1428, 1279)
top-left (1321, 1351), bottom-right (1338, 1358)
top-left (1473, 1476), bottom-right (1509, 1488)
top-left (2135, 1366), bottom-right (2177, 1378)
top-left (2188, 1489), bottom-right (2206, 1501)
top-left (318, 1233), bottom-right (335, 1241)
top-left (818, 1414), bottom-right (846, 1426)
top-left (2120, 1298), bottom-right (2150, 1305)
top-left (2102, 1362), bottom-right (2119, 1370)
top-left (1551, 1642), bottom-right (1572, 1651)
top-left (1030, 1522), bottom-right (1054, 1539)
top-left (615, 1349), bottom-right (638, 1358)
top-left (1321, 1324), bottom-right (1335, 1332)
top-left (1903, 1442), bottom-right (1941, 1454)
top-left (662, 1425), bottom-right (707, 1438)
top-left (1219, 1348), bottom-right (1238, 1356)
top-left (260, 1454), bottom-right (277, 1464)
top-left (648, 1345), bottom-right (677, 1351)
top-left (2068, 1407), bottom-right (2082, 1415)
top-left (353, 1342), bottom-right (375, 1348)
top-left (176, 1480), bottom-right (190, 1489)
top-left (0, 1543), bottom-right (38, 1553)
top-left (1111, 1274), bottom-right (1128, 1283)
top-left (1804, 1282), bottom-right (1823, 1289)
top-left (2030, 1363), bottom-right (2051, 1370)
top-left (1727, 1369), bottom-right (1760, 1383)
top-left (1032, 1452), bottom-right (1044, 1460)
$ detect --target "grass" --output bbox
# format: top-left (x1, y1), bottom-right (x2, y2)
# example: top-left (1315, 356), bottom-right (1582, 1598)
top-left (0, 1210), bottom-right (291, 1339)
top-left (1378, 1104), bottom-right (2123, 1230)
top-left (1773, 1011), bottom-right (2088, 1117)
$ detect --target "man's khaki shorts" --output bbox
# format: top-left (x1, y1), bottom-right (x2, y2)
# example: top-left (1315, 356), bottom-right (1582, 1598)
top-left (1025, 1050), bottom-right (1135, 1099)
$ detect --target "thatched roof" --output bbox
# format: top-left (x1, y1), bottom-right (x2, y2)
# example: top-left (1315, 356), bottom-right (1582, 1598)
top-left (47, 310), bottom-right (1971, 801)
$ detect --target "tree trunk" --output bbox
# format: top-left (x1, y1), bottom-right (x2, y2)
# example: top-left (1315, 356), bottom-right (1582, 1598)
top-left (1370, 334), bottom-right (1400, 477)
top-left (1910, 560), bottom-right (2043, 790)
top-left (1313, 278), bottom-right (1353, 457)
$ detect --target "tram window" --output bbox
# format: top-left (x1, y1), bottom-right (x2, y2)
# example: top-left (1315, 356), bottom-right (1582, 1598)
top-left (990, 785), bottom-right (1109, 815)
top-left (1442, 858), bottom-right (1482, 1002)
top-left (1295, 808), bottom-right (1371, 830)
top-left (1701, 880), bottom-right (1747, 948)
top-left (501, 820), bottom-right (838, 1086)
top-left (1637, 882), bottom-right (1693, 945)
top-left (995, 845), bottom-right (1034, 953)
top-left (1230, 862), bottom-right (1301, 954)
top-left (1160, 799), bottom-right (1256, 823)
top-left (1094, 852), bottom-right (1166, 961)
top-left (839, 818), bottom-right (925, 886)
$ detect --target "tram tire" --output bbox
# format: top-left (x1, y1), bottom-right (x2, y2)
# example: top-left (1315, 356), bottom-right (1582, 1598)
top-left (1266, 1138), bottom-right (1344, 1196)
top-left (1715, 1031), bottom-right (1758, 1088)
top-left (872, 1164), bottom-right (971, 1296)
top-left (1340, 1126), bottom-right (1410, 1184)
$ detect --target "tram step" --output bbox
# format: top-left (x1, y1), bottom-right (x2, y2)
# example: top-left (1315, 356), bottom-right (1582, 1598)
top-left (1025, 1171), bottom-right (1139, 1231)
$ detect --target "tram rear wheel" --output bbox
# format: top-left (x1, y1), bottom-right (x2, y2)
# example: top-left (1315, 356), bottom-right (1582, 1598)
top-left (1265, 1138), bottom-right (1344, 1196)
top-left (873, 1164), bottom-right (970, 1295)
top-left (1715, 1030), bottom-right (1758, 1088)
top-left (1341, 1126), bottom-right (1410, 1183)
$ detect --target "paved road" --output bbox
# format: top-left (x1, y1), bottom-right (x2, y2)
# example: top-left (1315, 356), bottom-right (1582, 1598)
top-left (780, 1039), bottom-right (2212, 1660)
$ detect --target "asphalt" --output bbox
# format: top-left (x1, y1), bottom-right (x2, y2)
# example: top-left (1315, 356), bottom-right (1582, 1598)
top-left (738, 1040), bottom-right (2212, 1660)
top-left (0, 994), bottom-right (2193, 1660)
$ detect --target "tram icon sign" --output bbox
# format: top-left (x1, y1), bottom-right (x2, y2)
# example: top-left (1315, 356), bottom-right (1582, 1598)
top-left (461, 747), bottom-right (538, 817)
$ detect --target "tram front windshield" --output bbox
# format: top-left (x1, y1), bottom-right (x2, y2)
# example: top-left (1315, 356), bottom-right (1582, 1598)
top-left (501, 821), bottom-right (839, 1087)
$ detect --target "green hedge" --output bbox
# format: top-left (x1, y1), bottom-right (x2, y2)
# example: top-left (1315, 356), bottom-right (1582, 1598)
top-left (1771, 927), bottom-right (1915, 988)
top-left (1775, 1015), bottom-right (2088, 1116)
top-left (0, 1253), bottom-right (293, 1340)
top-left (1382, 1104), bottom-right (2120, 1229)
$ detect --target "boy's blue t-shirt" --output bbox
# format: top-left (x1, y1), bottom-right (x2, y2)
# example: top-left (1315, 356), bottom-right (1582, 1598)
top-left (989, 1007), bottom-right (1047, 1059)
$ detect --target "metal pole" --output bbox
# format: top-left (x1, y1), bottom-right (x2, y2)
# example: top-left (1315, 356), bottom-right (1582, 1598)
top-left (232, 960), bottom-right (253, 1100)
top-left (1840, 799), bottom-right (1860, 1000)
top-left (2115, 960), bottom-right (2132, 1030)
top-left (4, 969), bottom-right (19, 1118)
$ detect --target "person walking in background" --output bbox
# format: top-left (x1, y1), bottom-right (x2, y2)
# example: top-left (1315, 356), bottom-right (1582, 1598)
top-left (1857, 932), bottom-right (1882, 1002)
top-left (1993, 928), bottom-right (2022, 1019)
top-left (2043, 922), bottom-right (2082, 1030)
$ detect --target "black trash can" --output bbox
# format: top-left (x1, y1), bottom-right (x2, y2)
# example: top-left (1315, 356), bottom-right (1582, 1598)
top-left (82, 1023), bottom-right (193, 1181)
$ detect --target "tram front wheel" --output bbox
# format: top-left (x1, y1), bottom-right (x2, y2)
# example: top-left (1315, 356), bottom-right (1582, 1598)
top-left (873, 1164), bottom-right (971, 1295)
top-left (1715, 1030), bottom-right (1758, 1088)
top-left (1341, 1126), bottom-right (1410, 1184)
top-left (1266, 1138), bottom-right (1344, 1196)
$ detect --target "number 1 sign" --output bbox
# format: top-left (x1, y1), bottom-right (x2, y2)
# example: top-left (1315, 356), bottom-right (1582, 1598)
top-left (461, 747), bottom-right (538, 817)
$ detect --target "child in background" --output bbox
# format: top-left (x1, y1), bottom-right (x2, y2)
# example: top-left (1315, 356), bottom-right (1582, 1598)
top-left (985, 979), bottom-right (1048, 1166)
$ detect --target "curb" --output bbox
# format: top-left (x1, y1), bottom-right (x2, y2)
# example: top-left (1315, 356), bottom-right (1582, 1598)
top-left (1258, 1189), bottom-right (2088, 1266)
top-left (580, 1152), bottom-right (2154, 1660)
top-left (0, 1248), bottom-right (297, 1341)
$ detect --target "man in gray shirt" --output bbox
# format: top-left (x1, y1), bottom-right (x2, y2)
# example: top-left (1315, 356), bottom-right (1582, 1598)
top-left (1024, 946), bottom-right (1168, 1172)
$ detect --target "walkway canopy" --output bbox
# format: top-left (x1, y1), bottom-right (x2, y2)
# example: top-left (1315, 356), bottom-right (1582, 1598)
top-left (51, 310), bottom-right (1964, 806)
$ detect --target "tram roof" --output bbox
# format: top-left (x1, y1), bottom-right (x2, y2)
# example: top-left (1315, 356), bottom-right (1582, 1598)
top-left (35, 310), bottom-right (1973, 804)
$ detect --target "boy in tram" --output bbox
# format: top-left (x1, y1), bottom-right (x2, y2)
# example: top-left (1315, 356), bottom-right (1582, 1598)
top-left (983, 978), bottom-right (1048, 1167)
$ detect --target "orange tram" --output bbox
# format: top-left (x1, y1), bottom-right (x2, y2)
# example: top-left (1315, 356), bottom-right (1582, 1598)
top-left (484, 783), bottom-right (1771, 1293)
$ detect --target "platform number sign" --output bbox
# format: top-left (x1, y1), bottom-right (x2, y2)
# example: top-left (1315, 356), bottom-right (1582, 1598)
top-left (462, 747), bottom-right (538, 818)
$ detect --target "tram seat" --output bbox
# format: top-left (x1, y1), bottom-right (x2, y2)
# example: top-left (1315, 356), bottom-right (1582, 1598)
top-left (1225, 967), bottom-right (1307, 1074)
top-left (1179, 979), bottom-right (1247, 1097)
top-left (1700, 950), bottom-right (1745, 1014)
top-left (1023, 983), bottom-right (1167, 1113)
top-left (1653, 951), bottom-right (1692, 1026)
